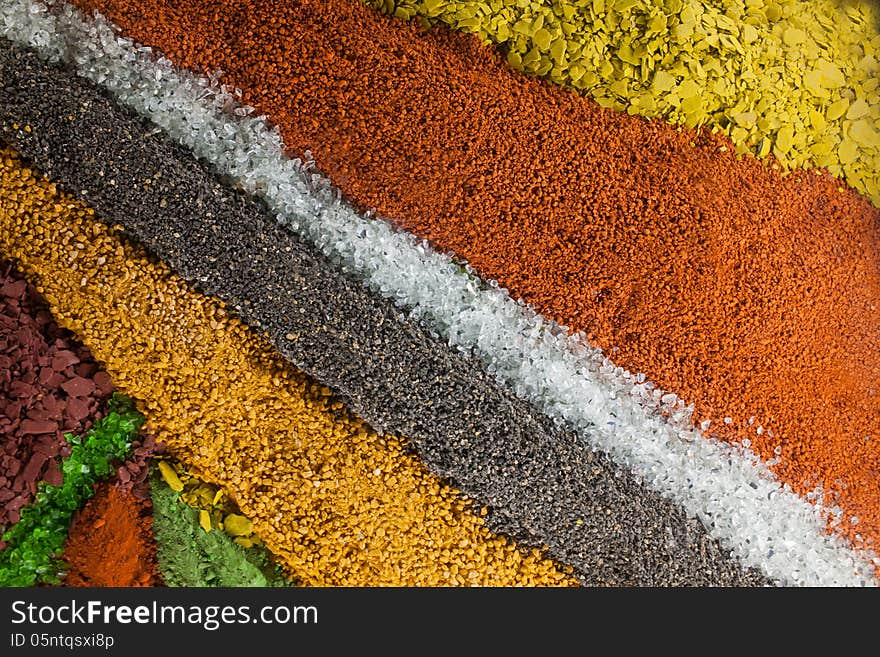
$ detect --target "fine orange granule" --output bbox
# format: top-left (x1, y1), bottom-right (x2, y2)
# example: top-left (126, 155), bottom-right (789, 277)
top-left (70, 0), bottom-right (880, 551)
top-left (61, 483), bottom-right (159, 587)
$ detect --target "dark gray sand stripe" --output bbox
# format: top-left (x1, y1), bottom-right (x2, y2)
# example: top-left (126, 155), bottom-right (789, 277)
top-left (0, 39), bottom-right (767, 586)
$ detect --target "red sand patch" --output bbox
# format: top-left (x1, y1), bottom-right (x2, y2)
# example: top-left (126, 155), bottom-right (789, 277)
top-left (1, 260), bottom-right (113, 534)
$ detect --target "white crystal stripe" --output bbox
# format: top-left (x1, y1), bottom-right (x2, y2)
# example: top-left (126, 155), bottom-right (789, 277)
top-left (2, 0), bottom-right (877, 586)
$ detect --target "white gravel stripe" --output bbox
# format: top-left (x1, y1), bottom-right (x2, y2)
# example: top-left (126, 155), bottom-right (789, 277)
top-left (2, 0), bottom-right (877, 586)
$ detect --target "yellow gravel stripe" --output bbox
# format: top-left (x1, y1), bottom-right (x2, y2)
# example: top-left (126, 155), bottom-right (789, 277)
top-left (0, 148), bottom-right (574, 586)
top-left (367, 0), bottom-right (880, 205)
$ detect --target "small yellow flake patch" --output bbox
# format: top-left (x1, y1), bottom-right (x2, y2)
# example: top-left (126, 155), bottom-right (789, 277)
top-left (158, 460), bottom-right (184, 492)
top-left (199, 509), bottom-right (212, 532)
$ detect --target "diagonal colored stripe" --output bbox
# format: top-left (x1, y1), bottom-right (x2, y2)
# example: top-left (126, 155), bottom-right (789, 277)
top-left (0, 148), bottom-right (574, 587)
top-left (363, 0), bottom-right (880, 205)
top-left (52, 0), bottom-right (880, 556)
top-left (0, 36), bottom-right (769, 586)
top-left (3, 0), bottom-right (876, 585)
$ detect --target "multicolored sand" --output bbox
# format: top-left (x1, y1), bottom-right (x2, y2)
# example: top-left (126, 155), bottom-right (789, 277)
top-left (0, 37), bottom-right (770, 586)
top-left (62, 0), bottom-right (880, 554)
top-left (1, 0), bottom-right (879, 586)
top-left (0, 147), bottom-right (573, 586)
